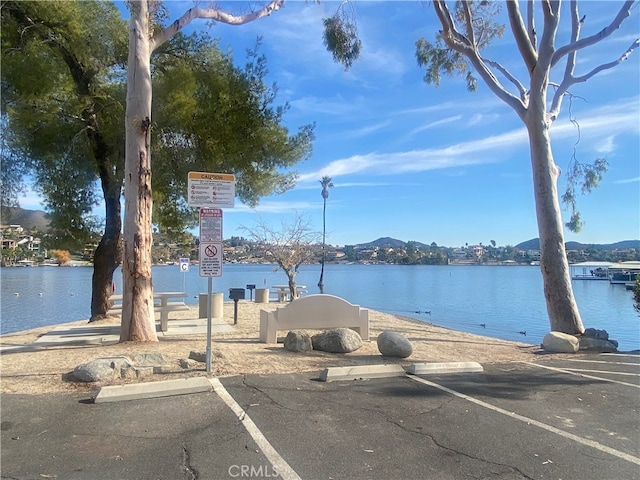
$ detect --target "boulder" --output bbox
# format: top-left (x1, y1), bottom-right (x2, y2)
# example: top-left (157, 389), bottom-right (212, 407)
top-left (188, 350), bottom-right (225, 363)
top-left (583, 328), bottom-right (610, 341)
top-left (73, 356), bottom-right (133, 382)
top-left (579, 336), bottom-right (618, 353)
top-left (542, 332), bottom-right (579, 353)
top-left (284, 330), bottom-right (313, 352)
top-left (312, 328), bottom-right (363, 353)
top-left (377, 330), bottom-right (413, 358)
top-left (131, 352), bottom-right (165, 366)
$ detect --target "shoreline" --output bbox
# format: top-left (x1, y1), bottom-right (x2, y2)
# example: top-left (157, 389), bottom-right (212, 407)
top-left (0, 301), bottom-right (548, 395)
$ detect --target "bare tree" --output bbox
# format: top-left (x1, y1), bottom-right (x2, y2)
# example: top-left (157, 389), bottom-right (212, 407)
top-left (241, 213), bottom-right (320, 301)
top-left (121, 0), bottom-right (284, 342)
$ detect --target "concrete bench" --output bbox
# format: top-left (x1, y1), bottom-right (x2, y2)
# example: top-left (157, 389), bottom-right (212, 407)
top-left (108, 292), bottom-right (189, 332)
top-left (259, 294), bottom-right (369, 344)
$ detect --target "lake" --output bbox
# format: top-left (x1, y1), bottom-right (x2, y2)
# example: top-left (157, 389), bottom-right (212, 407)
top-left (1, 263), bottom-right (638, 351)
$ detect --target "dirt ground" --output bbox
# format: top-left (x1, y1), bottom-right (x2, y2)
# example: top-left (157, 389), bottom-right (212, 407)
top-left (0, 301), bottom-right (545, 395)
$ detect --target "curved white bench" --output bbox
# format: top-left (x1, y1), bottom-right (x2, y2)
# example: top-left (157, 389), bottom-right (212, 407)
top-left (259, 294), bottom-right (369, 344)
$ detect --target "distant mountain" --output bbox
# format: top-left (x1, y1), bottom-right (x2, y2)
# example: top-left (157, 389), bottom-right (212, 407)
top-left (352, 237), bottom-right (429, 249)
top-left (1, 207), bottom-right (50, 232)
top-left (516, 238), bottom-right (640, 251)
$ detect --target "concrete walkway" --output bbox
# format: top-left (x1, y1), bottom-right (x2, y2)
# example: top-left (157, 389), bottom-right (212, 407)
top-left (0, 317), bottom-right (233, 354)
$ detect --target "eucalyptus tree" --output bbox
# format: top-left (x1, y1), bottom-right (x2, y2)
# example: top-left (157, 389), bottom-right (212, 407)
top-left (121, 0), bottom-right (287, 342)
top-left (2, 1), bottom-right (311, 340)
top-left (317, 175), bottom-right (334, 292)
top-left (324, 0), bottom-right (639, 335)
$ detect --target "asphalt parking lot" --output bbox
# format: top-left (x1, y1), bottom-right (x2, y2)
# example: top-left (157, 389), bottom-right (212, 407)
top-left (2, 353), bottom-right (638, 480)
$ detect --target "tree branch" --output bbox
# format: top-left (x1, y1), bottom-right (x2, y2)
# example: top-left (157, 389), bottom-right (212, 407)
top-left (462, 1), bottom-right (476, 46)
top-left (527, 0), bottom-right (537, 52)
top-left (507, 0), bottom-right (537, 72)
top-left (433, 1), bottom-right (525, 117)
top-left (549, 0), bottom-right (581, 120)
top-left (150, 0), bottom-right (285, 52)
top-left (482, 56), bottom-right (528, 102)
top-left (551, 0), bottom-right (636, 67)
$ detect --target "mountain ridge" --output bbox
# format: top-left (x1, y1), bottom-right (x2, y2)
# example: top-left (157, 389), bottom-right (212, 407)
top-left (353, 236), bottom-right (639, 251)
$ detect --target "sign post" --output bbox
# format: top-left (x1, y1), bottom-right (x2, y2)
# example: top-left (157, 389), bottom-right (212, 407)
top-left (188, 172), bottom-right (234, 374)
top-left (179, 258), bottom-right (189, 292)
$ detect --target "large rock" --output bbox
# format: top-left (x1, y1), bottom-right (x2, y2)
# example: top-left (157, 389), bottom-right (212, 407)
top-left (188, 350), bottom-right (225, 363)
top-left (312, 328), bottom-right (363, 353)
top-left (579, 337), bottom-right (618, 353)
top-left (73, 356), bottom-right (133, 382)
top-left (377, 330), bottom-right (413, 358)
top-left (583, 328), bottom-right (609, 341)
top-left (131, 352), bottom-right (165, 366)
top-left (284, 330), bottom-right (313, 352)
top-left (542, 332), bottom-right (579, 353)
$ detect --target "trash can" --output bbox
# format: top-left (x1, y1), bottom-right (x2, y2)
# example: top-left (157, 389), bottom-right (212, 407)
top-left (199, 292), bottom-right (223, 318)
top-left (255, 288), bottom-right (269, 304)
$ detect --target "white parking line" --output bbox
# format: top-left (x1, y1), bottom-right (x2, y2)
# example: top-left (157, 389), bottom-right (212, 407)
top-left (210, 378), bottom-right (301, 480)
top-left (553, 368), bottom-right (640, 377)
top-left (561, 359), bottom-right (640, 367)
top-left (407, 374), bottom-right (640, 466)
top-left (525, 362), bottom-right (640, 388)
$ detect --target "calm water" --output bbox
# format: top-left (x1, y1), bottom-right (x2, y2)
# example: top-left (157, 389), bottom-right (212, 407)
top-left (1, 263), bottom-right (638, 351)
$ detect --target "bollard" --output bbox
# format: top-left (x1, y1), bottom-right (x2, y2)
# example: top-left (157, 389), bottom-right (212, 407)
top-left (199, 293), bottom-right (223, 318)
top-left (255, 288), bottom-right (269, 304)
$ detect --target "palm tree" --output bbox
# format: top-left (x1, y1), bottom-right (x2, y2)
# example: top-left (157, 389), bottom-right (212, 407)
top-left (318, 176), bottom-right (334, 292)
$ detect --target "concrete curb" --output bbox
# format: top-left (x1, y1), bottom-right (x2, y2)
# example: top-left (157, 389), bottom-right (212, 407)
top-left (94, 377), bottom-right (212, 403)
top-left (319, 362), bottom-right (484, 382)
top-left (406, 361), bottom-right (484, 375)
top-left (319, 364), bottom-right (406, 382)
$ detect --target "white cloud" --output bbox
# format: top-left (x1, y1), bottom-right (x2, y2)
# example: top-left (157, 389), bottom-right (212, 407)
top-left (298, 126), bottom-right (528, 182)
top-left (614, 176), bottom-right (640, 184)
top-left (408, 115), bottom-right (463, 137)
top-left (596, 135), bottom-right (616, 154)
top-left (231, 200), bottom-right (319, 214)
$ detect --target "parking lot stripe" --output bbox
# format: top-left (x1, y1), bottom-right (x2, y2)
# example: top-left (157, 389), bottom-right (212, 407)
top-left (210, 378), bottom-right (301, 480)
top-left (561, 359), bottom-right (640, 367)
top-left (407, 375), bottom-right (640, 466)
top-left (553, 367), bottom-right (640, 377)
top-left (524, 362), bottom-right (640, 388)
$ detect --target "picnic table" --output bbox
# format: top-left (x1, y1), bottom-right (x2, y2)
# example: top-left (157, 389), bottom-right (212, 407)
top-left (271, 285), bottom-right (307, 302)
top-left (108, 292), bottom-right (189, 331)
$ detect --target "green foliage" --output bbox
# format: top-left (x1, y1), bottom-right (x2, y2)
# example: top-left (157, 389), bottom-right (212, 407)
top-left (562, 158), bottom-right (609, 232)
top-left (415, 1), bottom-right (504, 91)
top-left (152, 36), bottom-right (315, 235)
top-left (320, 176), bottom-right (334, 200)
top-left (1, 0), bottom-right (127, 247)
top-left (3, 3), bottom-right (314, 245)
top-left (416, 37), bottom-right (475, 90)
top-left (322, 4), bottom-right (362, 70)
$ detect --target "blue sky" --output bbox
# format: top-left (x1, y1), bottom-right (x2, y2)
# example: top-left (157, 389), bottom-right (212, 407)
top-left (19, 1), bottom-right (640, 247)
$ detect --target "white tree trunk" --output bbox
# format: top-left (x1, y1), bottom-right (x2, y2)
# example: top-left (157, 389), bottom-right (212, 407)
top-left (120, 0), bottom-right (157, 342)
top-left (525, 111), bottom-right (585, 335)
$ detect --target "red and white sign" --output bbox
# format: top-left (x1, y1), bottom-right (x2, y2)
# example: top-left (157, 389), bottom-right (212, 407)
top-left (198, 208), bottom-right (223, 277)
top-left (199, 208), bottom-right (223, 243)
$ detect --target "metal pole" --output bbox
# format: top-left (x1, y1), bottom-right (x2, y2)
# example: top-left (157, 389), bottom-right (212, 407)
top-left (206, 276), bottom-right (212, 373)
